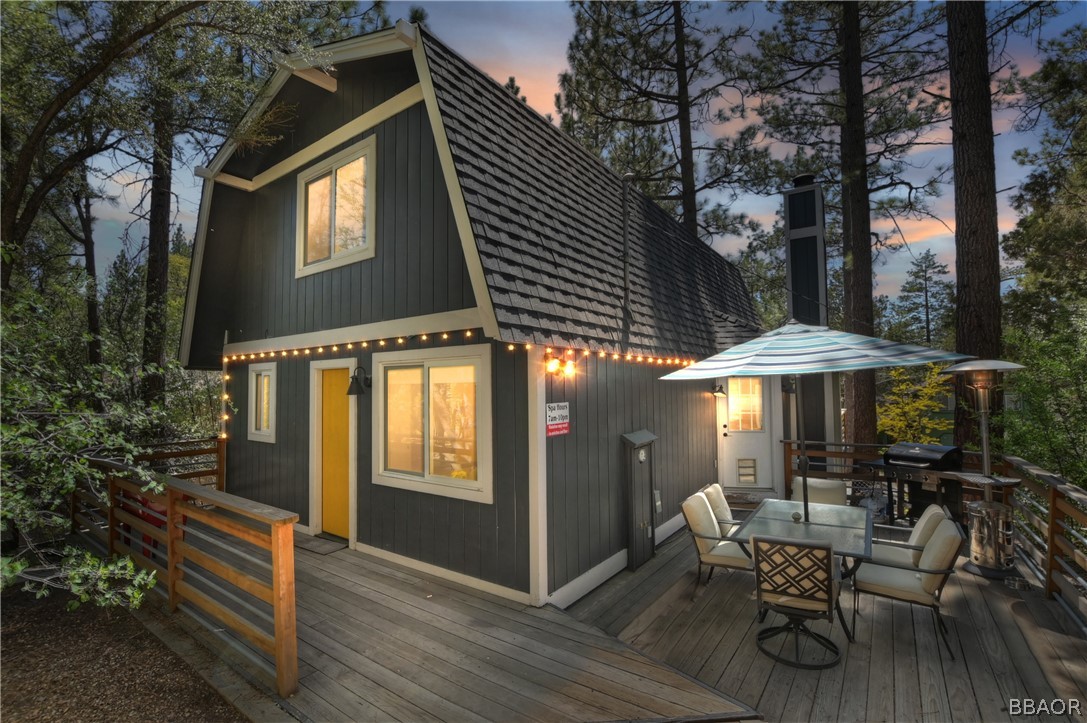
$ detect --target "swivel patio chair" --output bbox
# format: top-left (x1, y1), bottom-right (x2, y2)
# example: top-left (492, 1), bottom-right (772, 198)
top-left (751, 535), bottom-right (853, 669)
top-left (681, 492), bottom-right (751, 596)
top-left (852, 516), bottom-right (965, 659)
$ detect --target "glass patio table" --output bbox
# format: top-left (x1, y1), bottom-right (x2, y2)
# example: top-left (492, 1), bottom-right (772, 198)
top-left (727, 499), bottom-right (873, 574)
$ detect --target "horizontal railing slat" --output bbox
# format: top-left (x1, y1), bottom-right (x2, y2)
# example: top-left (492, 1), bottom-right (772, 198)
top-left (176, 579), bottom-right (276, 656)
top-left (177, 539), bottom-right (274, 605)
top-left (180, 504), bottom-right (272, 550)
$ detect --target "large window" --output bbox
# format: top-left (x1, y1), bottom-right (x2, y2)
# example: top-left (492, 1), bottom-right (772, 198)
top-left (248, 362), bottom-right (277, 443)
top-left (295, 137), bottom-right (376, 277)
top-left (728, 377), bottom-right (763, 432)
top-left (373, 345), bottom-right (493, 504)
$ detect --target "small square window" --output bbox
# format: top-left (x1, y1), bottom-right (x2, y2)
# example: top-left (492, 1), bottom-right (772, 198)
top-left (248, 362), bottom-right (277, 443)
top-left (296, 137), bottom-right (376, 277)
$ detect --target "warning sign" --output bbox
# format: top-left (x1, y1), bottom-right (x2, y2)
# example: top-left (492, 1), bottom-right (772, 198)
top-left (546, 402), bottom-right (570, 437)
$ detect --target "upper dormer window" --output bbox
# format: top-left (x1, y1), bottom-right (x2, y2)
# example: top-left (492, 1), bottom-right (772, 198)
top-left (295, 137), bottom-right (376, 277)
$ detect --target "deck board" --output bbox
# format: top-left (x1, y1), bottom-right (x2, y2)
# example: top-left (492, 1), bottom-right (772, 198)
top-left (570, 531), bottom-right (1087, 723)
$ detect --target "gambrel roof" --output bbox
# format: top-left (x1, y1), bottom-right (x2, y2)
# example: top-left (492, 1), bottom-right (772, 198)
top-left (182, 22), bottom-right (761, 366)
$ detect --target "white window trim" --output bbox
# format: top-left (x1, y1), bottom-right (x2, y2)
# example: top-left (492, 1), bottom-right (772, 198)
top-left (248, 362), bottom-right (277, 443)
top-left (295, 136), bottom-right (377, 279)
top-left (372, 344), bottom-right (493, 505)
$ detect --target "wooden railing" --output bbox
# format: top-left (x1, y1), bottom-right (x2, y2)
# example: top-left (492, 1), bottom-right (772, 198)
top-left (132, 437), bottom-right (226, 491)
top-left (781, 440), bottom-right (1087, 631)
top-left (72, 457), bottom-right (298, 697)
top-left (1005, 456), bottom-right (1087, 629)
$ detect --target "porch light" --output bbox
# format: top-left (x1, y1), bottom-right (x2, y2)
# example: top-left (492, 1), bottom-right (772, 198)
top-left (710, 384), bottom-right (727, 398)
top-left (346, 366), bottom-right (372, 396)
top-left (545, 354), bottom-right (561, 374)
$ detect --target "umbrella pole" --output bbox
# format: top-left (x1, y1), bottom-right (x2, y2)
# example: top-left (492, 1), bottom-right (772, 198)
top-left (795, 374), bottom-right (810, 523)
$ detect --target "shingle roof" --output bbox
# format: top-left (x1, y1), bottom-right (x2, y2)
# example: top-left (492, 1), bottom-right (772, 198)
top-left (420, 30), bottom-right (761, 359)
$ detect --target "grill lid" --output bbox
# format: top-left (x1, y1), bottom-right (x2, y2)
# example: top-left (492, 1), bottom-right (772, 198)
top-left (883, 442), bottom-right (963, 471)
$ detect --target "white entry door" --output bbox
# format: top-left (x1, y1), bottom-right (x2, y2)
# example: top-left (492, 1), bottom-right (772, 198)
top-left (716, 376), bottom-right (777, 489)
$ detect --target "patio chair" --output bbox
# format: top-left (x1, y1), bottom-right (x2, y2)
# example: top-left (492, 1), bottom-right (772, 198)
top-left (701, 483), bottom-right (741, 536)
top-left (751, 535), bottom-right (853, 669)
top-left (790, 477), bottom-right (847, 506)
top-left (681, 492), bottom-right (751, 596)
top-left (870, 504), bottom-right (950, 567)
top-left (852, 516), bottom-right (965, 659)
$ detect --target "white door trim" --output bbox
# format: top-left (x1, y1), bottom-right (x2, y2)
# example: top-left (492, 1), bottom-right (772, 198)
top-left (308, 359), bottom-right (358, 542)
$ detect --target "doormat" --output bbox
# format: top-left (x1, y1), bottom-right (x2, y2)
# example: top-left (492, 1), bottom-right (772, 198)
top-left (295, 535), bottom-right (347, 555)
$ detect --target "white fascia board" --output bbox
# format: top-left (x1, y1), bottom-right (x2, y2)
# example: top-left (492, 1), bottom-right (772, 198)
top-left (221, 308), bottom-right (483, 357)
top-left (180, 177), bottom-right (215, 368)
top-left (411, 36), bottom-right (502, 341)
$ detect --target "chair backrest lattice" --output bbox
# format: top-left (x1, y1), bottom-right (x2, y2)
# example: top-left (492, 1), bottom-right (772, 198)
top-left (752, 536), bottom-right (835, 616)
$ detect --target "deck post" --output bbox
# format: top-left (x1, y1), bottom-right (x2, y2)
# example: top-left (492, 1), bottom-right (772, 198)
top-left (270, 519), bottom-right (298, 697)
top-left (215, 436), bottom-right (226, 492)
top-left (1044, 484), bottom-right (1060, 598)
top-left (166, 488), bottom-right (184, 611)
top-left (106, 474), bottom-right (119, 557)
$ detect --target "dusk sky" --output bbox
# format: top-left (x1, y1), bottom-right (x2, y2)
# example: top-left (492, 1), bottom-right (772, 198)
top-left (95, 1), bottom-right (1084, 301)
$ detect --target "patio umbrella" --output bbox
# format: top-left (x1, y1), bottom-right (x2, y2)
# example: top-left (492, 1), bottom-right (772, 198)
top-left (663, 319), bottom-right (972, 522)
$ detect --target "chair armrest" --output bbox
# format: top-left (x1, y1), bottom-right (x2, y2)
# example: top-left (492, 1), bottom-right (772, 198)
top-left (717, 517), bottom-right (741, 527)
top-left (861, 558), bottom-right (957, 576)
top-left (688, 531), bottom-right (723, 542)
top-left (872, 539), bottom-right (924, 551)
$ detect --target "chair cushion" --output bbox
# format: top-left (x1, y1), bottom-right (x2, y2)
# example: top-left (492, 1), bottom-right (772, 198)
top-left (702, 483), bottom-right (735, 534)
top-left (701, 540), bottom-right (751, 570)
top-left (870, 542), bottom-right (918, 567)
top-left (917, 518), bottom-right (962, 593)
top-left (854, 561), bottom-right (933, 605)
top-left (908, 505), bottom-right (948, 565)
top-left (763, 580), bottom-right (839, 612)
top-left (790, 477), bottom-right (847, 506)
top-left (682, 492), bottom-right (720, 555)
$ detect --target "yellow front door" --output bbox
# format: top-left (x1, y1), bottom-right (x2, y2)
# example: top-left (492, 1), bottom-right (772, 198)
top-left (321, 368), bottom-right (350, 538)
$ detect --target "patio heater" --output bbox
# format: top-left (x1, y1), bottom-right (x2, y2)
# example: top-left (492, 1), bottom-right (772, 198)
top-left (943, 360), bottom-right (1024, 578)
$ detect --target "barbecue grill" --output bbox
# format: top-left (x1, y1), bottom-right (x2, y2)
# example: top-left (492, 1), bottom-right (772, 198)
top-left (863, 443), bottom-right (965, 521)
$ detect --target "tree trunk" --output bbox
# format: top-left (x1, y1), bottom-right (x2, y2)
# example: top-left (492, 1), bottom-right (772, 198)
top-left (839, 1), bottom-right (877, 444)
top-left (141, 101), bottom-right (173, 408)
top-left (75, 191), bottom-right (103, 367)
top-left (672, 2), bottom-right (699, 240)
top-left (947, 1), bottom-right (1002, 447)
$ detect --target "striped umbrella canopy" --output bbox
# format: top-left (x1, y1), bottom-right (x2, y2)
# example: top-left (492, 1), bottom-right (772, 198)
top-left (663, 319), bottom-right (972, 380)
top-left (663, 319), bottom-right (972, 522)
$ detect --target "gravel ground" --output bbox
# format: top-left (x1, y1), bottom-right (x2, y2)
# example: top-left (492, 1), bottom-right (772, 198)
top-left (1, 589), bottom-right (248, 723)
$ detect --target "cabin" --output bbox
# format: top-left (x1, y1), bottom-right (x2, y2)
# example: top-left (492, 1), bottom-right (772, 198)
top-left (182, 21), bottom-right (780, 608)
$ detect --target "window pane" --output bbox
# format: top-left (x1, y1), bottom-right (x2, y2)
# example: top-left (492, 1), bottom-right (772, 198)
top-left (429, 365), bottom-right (477, 481)
top-left (385, 367), bottom-right (424, 475)
top-left (728, 377), bottom-right (763, 431)
top-left (305, 174), bottom-right (332, 264)
top-left (260, 374), bottom-right (271, 431)
top-left (334, 156), bottom-right (366, 255)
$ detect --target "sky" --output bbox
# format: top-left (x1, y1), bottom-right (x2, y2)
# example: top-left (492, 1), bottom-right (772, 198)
top-left (93, 1), bottom-right (1084, 302)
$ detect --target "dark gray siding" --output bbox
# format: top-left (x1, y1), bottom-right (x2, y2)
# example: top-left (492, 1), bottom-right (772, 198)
top-left (189, 55), bottom-right (474, 368)
top-left (225, 337), bottom-right (531, 593)
top-left (545, 358), bottom-right (716, 593)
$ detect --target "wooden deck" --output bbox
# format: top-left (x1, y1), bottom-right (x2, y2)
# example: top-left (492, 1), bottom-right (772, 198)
top-left (569, 532), bottom-right (1087, 723)
top-left (208, 539), bottom-right (756, 722)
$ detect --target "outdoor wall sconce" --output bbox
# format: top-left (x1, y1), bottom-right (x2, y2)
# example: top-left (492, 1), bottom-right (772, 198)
top-left (710, 384), bottom-right (727, 397)
top-left (943, 359), bottom-right (1024, 476)
top-left (544, 353), bottom-right (575, 377)
top-left (346, 366), bottom-right (372, 396)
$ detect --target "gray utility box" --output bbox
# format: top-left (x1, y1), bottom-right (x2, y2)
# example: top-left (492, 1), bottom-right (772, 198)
top-left (622, 429), bottom-right (658, 572)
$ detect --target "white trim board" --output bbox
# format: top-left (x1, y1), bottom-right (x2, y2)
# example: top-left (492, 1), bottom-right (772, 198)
top-left (222, 308), bottom-right (482, 357)
top-left (655, 512), bottom-right (686, 544)
top-left (180, 178), bottom-right (215, 367)
top-left (526, 347), bottom-right (548, 605)
top-left (351, 542), bottom-right (532, 605)
top-left (308, 359), bottom-right (358, 544)
top-left (411, 37), bottom-right (501, 341)
top-left (546, 549), bottom-right (627, 610)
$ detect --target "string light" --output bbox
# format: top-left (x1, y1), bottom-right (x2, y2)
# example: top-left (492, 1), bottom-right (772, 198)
top-left (215, 328), bottom-right (694, 373)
